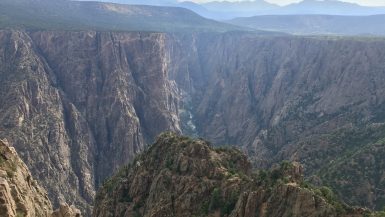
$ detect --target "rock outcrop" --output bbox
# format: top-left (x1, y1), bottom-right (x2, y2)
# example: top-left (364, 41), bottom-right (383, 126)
top-left (93, 133), bottom-right (371, 217)
top-left (52, 203), bottom-right (82, 217)
top-left (0, 139), bottom-right (52, 216)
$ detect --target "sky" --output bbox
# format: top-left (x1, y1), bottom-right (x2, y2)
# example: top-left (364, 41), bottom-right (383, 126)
top-left (185, 0), bottom-right (385, 6)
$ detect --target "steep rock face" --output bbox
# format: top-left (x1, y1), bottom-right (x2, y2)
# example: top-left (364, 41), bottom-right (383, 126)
top-left (93, 133), bottom-right (370, 217)
top-left (29, 31), bottom-right (181, 185)
top-left (0, 30), bottom-right (97, 213)
top-left (0, 139), bottom-right (52, 216)
top-left (186, 34), bottom-right (385, 167)
top-left (0, 30), bottom-right (181, 214)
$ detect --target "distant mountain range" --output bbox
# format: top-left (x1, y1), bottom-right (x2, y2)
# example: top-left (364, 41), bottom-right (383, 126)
top-left (229, 14), bottom-right (385, 35)
top-left (11, 0), bottom-right (382, 35)
top-left (279, 0), bottom-right (385, 16)
top-left (82, 0), bottom-right (385, 20)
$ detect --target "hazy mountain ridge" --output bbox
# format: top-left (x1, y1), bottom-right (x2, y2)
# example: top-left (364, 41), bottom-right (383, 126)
top-left (85, 0), bottom-right (385, 19)
top-left (279, 0), bottom-right (385, 15)
top-left (229, 14), bottom-right (385, 35)
top-left (0, 0), bottom-right (241, 32)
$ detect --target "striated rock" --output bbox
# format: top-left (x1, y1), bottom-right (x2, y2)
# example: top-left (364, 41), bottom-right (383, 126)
top-left (0, 138), bottom-right (82, 217)
top-left (0, 139), bottom-right (52, 216)
top-left (93, 133), bottom-right (371, 217)
top-left (0, 29), bottom-right (182, 214)
top-left (0, 176), bottom-right (16, 217)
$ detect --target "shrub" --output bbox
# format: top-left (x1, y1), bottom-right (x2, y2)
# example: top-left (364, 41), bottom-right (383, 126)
top-left (209, 188), bottom-right (223, 211)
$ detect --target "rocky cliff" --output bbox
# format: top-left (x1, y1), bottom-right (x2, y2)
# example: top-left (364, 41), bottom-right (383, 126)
top-left (0, 138), bottom-right (83, 217)
top-left (0, 138), bottom-right (52, 216)
top-left (93, 133), bottom-right (372, 217)
top-left (0, 29), bottom-right (182, 214)
top-left (1, 29), bottom-right (385, 214)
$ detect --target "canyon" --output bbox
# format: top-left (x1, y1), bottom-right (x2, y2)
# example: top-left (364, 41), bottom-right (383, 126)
top-left (1, 29), bottom-right (385, 215)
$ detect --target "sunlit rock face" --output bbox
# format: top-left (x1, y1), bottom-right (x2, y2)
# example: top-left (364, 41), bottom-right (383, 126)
top-left (0, 139), bottom-right (52, 217)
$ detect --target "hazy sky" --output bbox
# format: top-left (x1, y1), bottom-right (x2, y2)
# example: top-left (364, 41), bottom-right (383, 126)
top-left (185, 0), bottom-right (385, 6)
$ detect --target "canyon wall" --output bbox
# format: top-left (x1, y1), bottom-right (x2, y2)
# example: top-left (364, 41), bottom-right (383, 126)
top-left (0, 30), bottom-right (182, 214)
top-left (1, 29), bottom-right (385, 213)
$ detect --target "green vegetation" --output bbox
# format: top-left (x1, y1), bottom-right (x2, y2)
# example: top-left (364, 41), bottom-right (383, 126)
top-left (221, 192), bottom-right (239, 216)
top-left (372, 211), bottom-right (385, 217)
top-left (200, 200), bottom-right (210, 215)
top-left (206, 187), bottom-right (239, 217)
top-left (101, 164), bottom-right (130, 194)
top-left (165, 156), bottom-right (174, 170)
top-left (133, 199), bottom-right (145, 211)
top-left (363, 208), bottom-right (385, 217)
top-left (313, 186), bottom-right (348, 214)
top-left (131, 204), bottom-right (144, 217)
top-left (16, 211), bottom-right (25, 217)
top-left (254, 161), bottom-right (301, 187)
top-left (316, 124), bottom-right (385, 210)
top-left (0, 155), bottom-right (5, 166)
top-left (208, 188), bottom-right (222, 211)
top-left (120, 190), bottom-right (133, 203)
top-left (0, 146), bottom-right (18, 178)
top-left (251, 161), bottom-right (355, 214)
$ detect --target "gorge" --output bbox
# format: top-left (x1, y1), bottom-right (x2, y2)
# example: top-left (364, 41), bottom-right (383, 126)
top-left (1, 29), bottom-right (385, 215)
